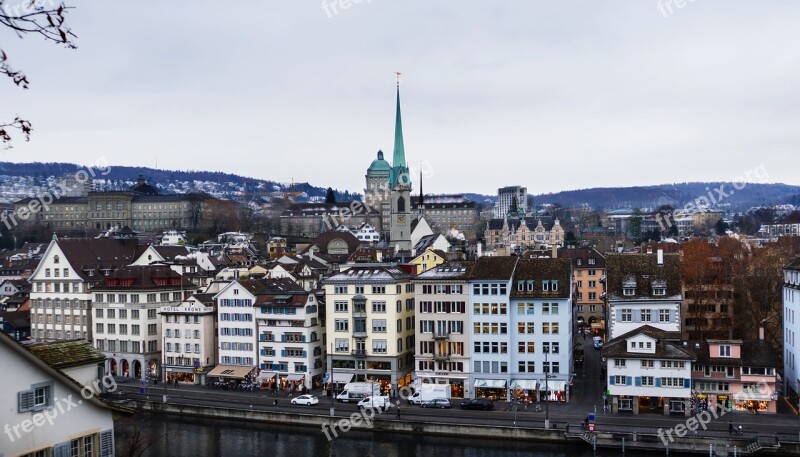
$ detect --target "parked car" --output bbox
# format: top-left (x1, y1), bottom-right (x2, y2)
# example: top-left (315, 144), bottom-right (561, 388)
top-left (593, 336), bottom-right (604, 350)
top-left (421, 398), bottom-right (451, 409)
top-left (460, 399), bottom-right (494, 410)
top-left (291, 395), bottom-right (319, 406)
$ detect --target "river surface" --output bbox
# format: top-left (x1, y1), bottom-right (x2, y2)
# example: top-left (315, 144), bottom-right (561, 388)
top-left (114, 413), bottom-right (664, 457)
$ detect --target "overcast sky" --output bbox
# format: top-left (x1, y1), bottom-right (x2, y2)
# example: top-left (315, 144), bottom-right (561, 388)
top-left (2, 1), bottom-right (800, 196)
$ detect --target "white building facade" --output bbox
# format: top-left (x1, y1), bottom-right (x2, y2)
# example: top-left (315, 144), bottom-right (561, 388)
top-left (509, 258), bottom-right (573, 403)
top-left (413, 263), bottom-right (472, 398)
top-left (603, 326), bottom-right (694, 416)
top-left (784, 259), bottom-right (800, 396)
top-left (161, 293), bottom-right (217, 385)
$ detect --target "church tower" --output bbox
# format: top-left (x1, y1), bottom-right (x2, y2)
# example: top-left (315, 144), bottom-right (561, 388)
top-left (389, 75), bottom-right (412, 251)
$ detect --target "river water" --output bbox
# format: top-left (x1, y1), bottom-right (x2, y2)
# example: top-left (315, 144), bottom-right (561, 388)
top-left (115, 413), bottom-right (653, 457)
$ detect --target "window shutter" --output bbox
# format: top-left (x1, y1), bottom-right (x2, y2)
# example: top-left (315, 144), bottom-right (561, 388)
top-left (18, 390), bottom-right (34, 412)
top-left (608, 376), bottom-right (615, 385)
top-left (655, 378), bottom-right (662, 388)
top-left (53, 442), bottom-right (70, 457)
top-left (635, 377), bottom-right (642, 387)
top-left (683, 378), bottom-right (691, 388)
top-left (99, 429), bottom-right (114, 457)
top-left (281, 349), bottom-right (286, 357)
top-left (625, 376), bottom-right (632, 386)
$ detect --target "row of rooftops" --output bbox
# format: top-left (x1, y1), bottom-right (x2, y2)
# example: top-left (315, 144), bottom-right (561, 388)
top-left (603, 325), bottom-right (778, 368)
top-left (324, 256), bottom-right (572, 299)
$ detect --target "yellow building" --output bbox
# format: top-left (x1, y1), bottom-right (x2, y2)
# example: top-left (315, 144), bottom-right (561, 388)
top-left (322, 266), bottom-right (415, 395)
top-left (409, 248), bottom-right (447, 275)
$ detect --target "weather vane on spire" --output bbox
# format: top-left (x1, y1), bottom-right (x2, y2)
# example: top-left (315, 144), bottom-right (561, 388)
top-left (396, 71), bottom-right (402, 88)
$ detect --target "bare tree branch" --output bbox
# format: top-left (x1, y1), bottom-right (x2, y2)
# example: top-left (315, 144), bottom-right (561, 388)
top-left (0, 0), bottom-right (76, 146)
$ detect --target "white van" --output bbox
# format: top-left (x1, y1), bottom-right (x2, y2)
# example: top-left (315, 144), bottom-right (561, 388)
top-left (357, 395), bottom-right (392, 409)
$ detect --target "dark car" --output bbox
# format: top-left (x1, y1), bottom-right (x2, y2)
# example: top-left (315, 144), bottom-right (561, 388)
top-left (460, 399), bottom-right (494, 411)
top-left (421, 398), bottom-right (451, 409)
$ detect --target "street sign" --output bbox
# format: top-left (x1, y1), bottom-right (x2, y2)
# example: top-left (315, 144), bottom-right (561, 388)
top-left (166, 368), bottom-right (174, 372)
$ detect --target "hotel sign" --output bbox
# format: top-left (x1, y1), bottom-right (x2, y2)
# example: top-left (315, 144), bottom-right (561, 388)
top-left (159, 306), bottom-right (213, 314)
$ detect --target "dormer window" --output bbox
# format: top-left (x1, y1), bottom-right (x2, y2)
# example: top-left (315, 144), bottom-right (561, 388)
top-left (719, 345), bottom-right (731, 357)
top-left (588, 258), bottom-right (596, 265)
top-left (542, 281), bottom-right (550, 292)
top-left (527, 280), bottom-right (534, 291)
top-left (517, 281), bottom-right (524, 291)
top-left (576, 259), bottom-right (582, 266)
top-left (552, 280), bottom-right (559, 292)
top-left (653, 287), bottom-right (666, 296)
top-left (623, 288), bottom-right (635, 296)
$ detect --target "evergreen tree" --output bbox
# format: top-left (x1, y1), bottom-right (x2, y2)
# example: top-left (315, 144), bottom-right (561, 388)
top-left (325, 187), bottom-right (336, 204)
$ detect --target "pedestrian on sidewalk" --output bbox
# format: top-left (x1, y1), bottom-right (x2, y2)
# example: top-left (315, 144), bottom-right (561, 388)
top-left (396, 405), bottom-right (401, 419)
top-left (175, 378), bottom-right (179, 388)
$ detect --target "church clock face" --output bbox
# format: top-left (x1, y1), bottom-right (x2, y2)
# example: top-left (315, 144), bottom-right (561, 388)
top-left (397, 215), bottom-right (406, 223)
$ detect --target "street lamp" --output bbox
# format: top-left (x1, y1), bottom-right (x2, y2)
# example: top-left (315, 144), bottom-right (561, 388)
top-left (544, 345), bottom-right (550, 429)
top-left (329, 342), bottom-right (335, 417)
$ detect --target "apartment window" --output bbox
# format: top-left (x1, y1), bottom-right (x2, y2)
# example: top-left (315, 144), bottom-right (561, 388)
top-left (614, 359), bottom-right (626, 367)
top-left (372, 286), bottom-right (385, 294)
top-left (334, 319), bottom-right (349, 332)
top-left (373, 339), bottom-right (387, 354)
top-left (334, 301), bottom-right (348, 312)
top-left (372, 301), bottom-right (386, 313)
top-left (148, 324), bottom-right (157, 335)
top-left (719, 345), bottom-right (731, 357)
top-left (641, 360), bottom-right (654, 369)
top-left (621, 309), bottom-right (632, 322)
top-left (148, 309), bottom-right (157, 319)
top-left (659, 309), bottom-right (670, 323)
top-left (355, 286), bottom-right (364, 294)
top-left (642, 376), bottom-right (655, 387)
top-left (641, 309), bottom-right (652, 322)
top-left (334, 339), bottom-right (349, 352)
top-left (372, 319), bottom-right (387, 333)
top-left (542, 323), bottom-right (550, 334)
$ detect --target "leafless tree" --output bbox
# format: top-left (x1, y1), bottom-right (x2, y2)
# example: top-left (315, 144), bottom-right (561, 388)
top-left (1, 1), bottom-right (76, 147)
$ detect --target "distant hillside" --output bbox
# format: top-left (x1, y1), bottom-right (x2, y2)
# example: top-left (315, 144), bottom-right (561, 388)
top-left (1, 162), bottom-right (797, 211)
top-left (0, 161), bottom-right (359, 202)
top-left (530, 182), bottom-right (800, 212)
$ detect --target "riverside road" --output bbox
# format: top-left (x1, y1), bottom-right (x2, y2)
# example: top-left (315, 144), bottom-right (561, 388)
top-left (112, 336), bottom-right (800, 442)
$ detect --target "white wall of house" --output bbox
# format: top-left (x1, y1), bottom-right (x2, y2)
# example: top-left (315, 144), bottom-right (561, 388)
top-left (2, 344), bottom-right (114, 457)
top-left (784, 268), bottom-right (800, 395)
top-left (468, 280), bottom-right (512, 399)
top-left (214, 282), bottom-right (257, 367)
top-left (256, 294), bottom-right (324, 389)
top-left (161, 297), bottom-right (217, 385)
top-left (29, 241), bottom-right (92, 342)
top-left (608, 300), bottom-right (681, 340)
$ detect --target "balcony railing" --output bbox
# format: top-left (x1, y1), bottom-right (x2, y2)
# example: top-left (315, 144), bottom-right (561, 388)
top-left (433, 353), bottom-right (450, 362)
top-left (353, 330), bottom-right (368, 338)
top-left (352, 350), bottom-right (367, 358)
top-left (433, 332), bottom-right (450, 340)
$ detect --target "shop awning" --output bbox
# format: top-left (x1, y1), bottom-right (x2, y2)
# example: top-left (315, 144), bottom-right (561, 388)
top-left (510, 379), bottom-right (538, 390)
top-left (207, 365), bottom-right (255, 379)
top-left (287, 374), bottom-right (304, 381)
top-left (538, 380), bottom-right (566, 391)
top-left (331, 372), bottom-right (354, 384)
top-left (258, 371), bottom-right (277, 380)
top-left (474, 379), bottom-right (507, 389)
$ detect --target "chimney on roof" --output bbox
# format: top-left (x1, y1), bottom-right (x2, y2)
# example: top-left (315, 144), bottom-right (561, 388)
top-left (759, 325), bottom-right (765, 341)
top-left (657, 249), bottom-right (664, 265)
top-left (551, 245), bottom-right (557, 259)
top-left (377, 251), bottom-right (383, 263)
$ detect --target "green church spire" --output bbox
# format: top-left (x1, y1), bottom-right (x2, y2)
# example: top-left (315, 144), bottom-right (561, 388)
top-left (392, 87), bottom-right (406, 169)
top-left (390, 73), bottom-right (411, 190)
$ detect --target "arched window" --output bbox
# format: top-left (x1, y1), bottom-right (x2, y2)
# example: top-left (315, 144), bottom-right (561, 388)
top-left (397, 196), bottom-right (405, 212)
top-left (53, 255), bottom-right (60, 264)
